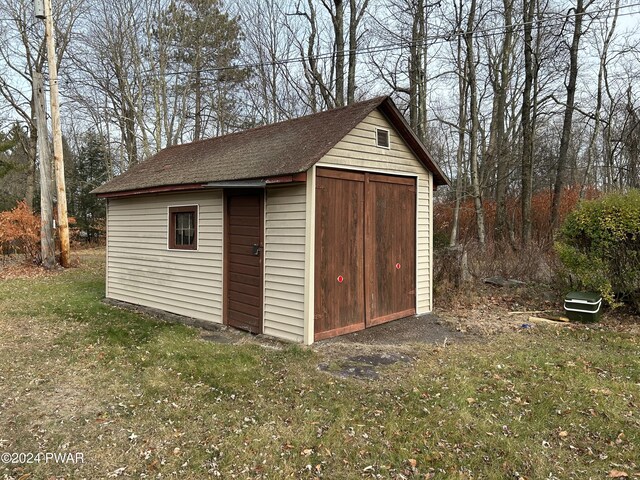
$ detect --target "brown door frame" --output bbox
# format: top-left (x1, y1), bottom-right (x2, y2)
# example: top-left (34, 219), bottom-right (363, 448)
top-left (314, 167), bottom-right (417, 340)
top-left (223, 189), bottom-right (265, 333)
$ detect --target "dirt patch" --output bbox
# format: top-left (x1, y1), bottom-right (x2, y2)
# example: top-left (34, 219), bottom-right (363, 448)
top-left (435, 281), bottom-right (640, 336)
top-left (200, 331), bottom-right (237, 344)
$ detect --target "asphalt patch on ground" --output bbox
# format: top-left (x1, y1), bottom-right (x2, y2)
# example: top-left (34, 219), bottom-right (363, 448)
top-left (315, 314), bottom-right (465, 379)
top-left (319, 313), bottom-right (465, 345)
top-left (318, 352), bottom-right (413, 380)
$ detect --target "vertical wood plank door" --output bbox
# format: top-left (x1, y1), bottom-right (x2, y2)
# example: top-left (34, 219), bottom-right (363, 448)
top-left (314, 169), bottom-right (366, 341)
top-left (365, 174), bottom-right (416, 326)
top-left (225, 191), bottom-right (264, 334)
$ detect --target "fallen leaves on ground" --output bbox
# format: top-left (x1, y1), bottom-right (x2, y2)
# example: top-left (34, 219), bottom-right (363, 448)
top-left (0, 261), bottom-right (59, 280)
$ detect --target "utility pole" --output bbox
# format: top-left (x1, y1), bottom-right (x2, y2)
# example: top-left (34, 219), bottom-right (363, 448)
top-left (34, 72), bottom-right (56, 269)
top-left (37, 0), bottom-right (70, 267)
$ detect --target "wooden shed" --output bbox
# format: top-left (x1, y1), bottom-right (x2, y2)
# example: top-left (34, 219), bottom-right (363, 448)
top-left (93, 96), bottom-right (449, 344)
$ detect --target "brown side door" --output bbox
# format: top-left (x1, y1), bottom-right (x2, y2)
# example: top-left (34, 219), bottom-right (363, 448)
top-left (365, 174), bottom-right (416, 325)
top-left (224, 191), bottom-right (264, 333)
top-left (314, 169), bottom-right (366, 340)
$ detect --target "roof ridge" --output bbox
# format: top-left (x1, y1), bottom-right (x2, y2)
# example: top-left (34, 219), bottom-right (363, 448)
top-left (160, 95), bottom-right (388, 153)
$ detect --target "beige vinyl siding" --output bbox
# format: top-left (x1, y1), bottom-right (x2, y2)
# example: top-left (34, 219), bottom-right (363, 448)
top-left (263, 184), bottom-right (306, 342)
top-left (316, 109), bottom-right (433, 313)
top-left (106, 191), bottom-right (223, 323)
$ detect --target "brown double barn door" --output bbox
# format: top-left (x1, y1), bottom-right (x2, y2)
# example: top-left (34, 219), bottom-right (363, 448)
top-left (224, 191), bottom-right (264, 334)
top-left (314, 168), bottom-right (416, 341)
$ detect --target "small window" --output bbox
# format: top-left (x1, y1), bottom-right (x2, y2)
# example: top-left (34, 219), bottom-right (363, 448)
top-left (376, 128), bottom-right (390, 148)
top-left (169, 205), bottom-right (198, 250)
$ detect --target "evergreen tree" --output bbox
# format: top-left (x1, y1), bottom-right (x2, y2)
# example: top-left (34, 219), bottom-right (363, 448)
top-left (159, 0), bottom-right (246, 139)
top-left (0, 125), bottom-right (29, 211)
top-left (68, 132), bottom-right (108, 242)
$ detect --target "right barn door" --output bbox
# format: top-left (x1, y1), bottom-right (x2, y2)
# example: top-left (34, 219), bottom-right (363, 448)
top-left (365, 174), bottom-right (416, 326)
top-left (314, 168), bottom-right (416, 341)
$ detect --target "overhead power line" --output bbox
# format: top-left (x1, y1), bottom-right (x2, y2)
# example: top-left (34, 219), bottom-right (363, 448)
top-left (45, 1), bottom-right (640, 86)
top-left (139, 2), bottom-right (640, 77)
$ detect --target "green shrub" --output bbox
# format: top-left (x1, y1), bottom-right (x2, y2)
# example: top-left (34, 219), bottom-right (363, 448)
top-left (556, 190), bottom-right (640, 309)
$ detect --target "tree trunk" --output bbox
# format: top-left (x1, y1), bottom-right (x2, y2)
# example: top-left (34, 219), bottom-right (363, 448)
top-left (582, 0), bottom-right (618, 198)
top-left (550, 0), bottom-right (586, 230)
top-left (493, 0), bottom-right (514, 242)
top-left (331, 0), bottom-right (345, 107)
top-left (304, 0), bottom-right (334, 108)
top-left (521, 0), bottom-right (535, 245)
top-left (409, 0), bottom-right (427, 141)
top-left (347, 0), bottom-right (369, 105)
top-left (450, 0), bottom-right (467, 248)
top-left (464, 0), bottom-right (486, 246)
top-left (194, 67), bottom-right (202, 140)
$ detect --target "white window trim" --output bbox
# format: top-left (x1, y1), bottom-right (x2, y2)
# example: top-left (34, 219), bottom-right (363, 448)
top-left (166, 204), bottom-right (200, 251)
top-left (375, 127), bottom-right (391, 149)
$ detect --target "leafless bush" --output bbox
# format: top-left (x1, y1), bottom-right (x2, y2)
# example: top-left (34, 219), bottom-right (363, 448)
top-left (434, 240), bottom-right (560, 292)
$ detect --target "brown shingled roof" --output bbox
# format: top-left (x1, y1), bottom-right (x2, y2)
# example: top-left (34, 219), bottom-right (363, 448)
top-left (93, 96), bottom-right (448, 196)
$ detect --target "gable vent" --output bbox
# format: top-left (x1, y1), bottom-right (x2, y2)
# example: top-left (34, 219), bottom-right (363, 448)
top-left (376, 128), bottom-right (390, 148)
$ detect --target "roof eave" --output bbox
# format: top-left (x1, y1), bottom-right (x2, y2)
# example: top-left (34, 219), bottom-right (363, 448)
top-left (95, 183), bottom-right (208, 199)
top-left (95, 172), bottom-right (309, 198)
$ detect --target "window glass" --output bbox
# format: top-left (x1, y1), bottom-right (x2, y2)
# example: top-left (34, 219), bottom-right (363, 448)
top-left (169, 206), bottom-right (197, 250)
top-left (175, 212), bottom-right (194, 245)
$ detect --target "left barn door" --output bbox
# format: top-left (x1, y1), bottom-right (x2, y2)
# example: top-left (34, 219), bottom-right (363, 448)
top-left (314, 169), bottom-right (366, 340)
top-left (224, 191), bottom-right (264, 333)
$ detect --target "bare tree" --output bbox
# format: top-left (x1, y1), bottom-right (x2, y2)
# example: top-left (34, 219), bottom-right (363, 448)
top-left (486, 0), bottom-right (515, 242)
top-left (520, 0), bottom-right (536, 245)
top-left (550, 0), bottom-right (593, 229)
top-left (347, 0), bottom-right (369, 104)
top-left (582, 0), bottom-right (619, 197)
top-left (239, 0), bottom-right (300, 124)
top-left (0, 0), bottom-right (83, 208)
top-left (288, 0), bottom-right (370, 111)
top-left (464, 0), bottom-right (486, 246)
top-left (368, 0), bottom-right (441, 141)
top-left (449, 0), bottom-right (467, 247)
top-left (321, 0), bottom-right (346, 106)
top-left (68, 0), bottom-right (144, 169)
top-left (292, 0), bottom-right (336, 110)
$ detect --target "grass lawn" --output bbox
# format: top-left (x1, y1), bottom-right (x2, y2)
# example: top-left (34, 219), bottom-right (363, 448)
top-left (0, 251), bottom-right (639, 479)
